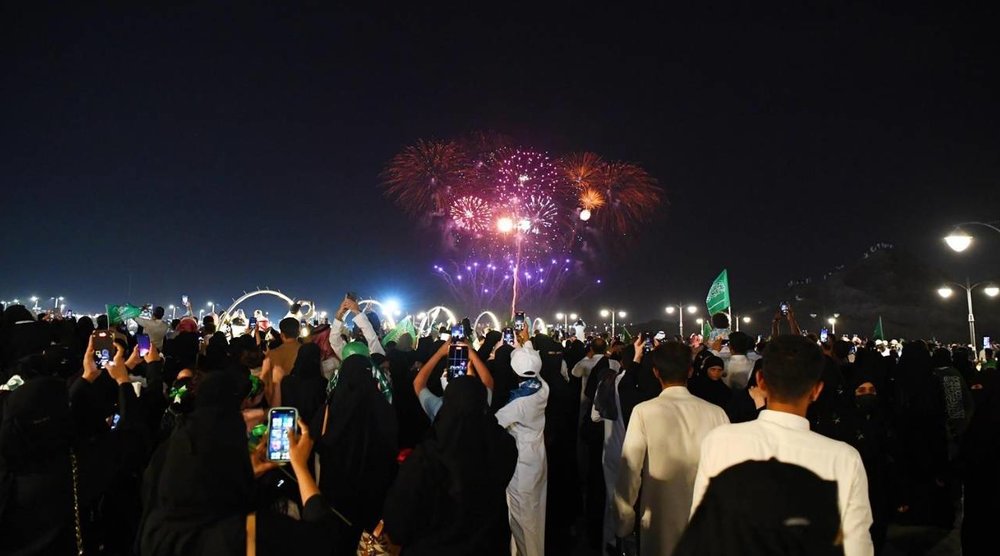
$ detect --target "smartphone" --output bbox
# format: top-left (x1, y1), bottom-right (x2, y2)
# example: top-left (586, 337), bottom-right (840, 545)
top-left (502, 327), bottom-right (515, 346)
top-left (137, 334), bottom-right (151, 357)
top-left (92, 330), bottom-right (114, 367)
top-left (447, 344), bottom-right (469, 379)
top-left (248, 316), bottom-right (257, 328)
top-left (985, 336), bottom-right (992, 349)
top-left (643, 331), bottom-right (653, 352)
top-left (514, 311), bottom-right (526, 332)
top-left (110, 413), bottom-right (121, 430)
top-left (181, 295), bottom-right (189, 304)
top-left (450, 323), bottom-right (465, 343)
top-left (266, 407), bottom-right (298, 463)
top-left (820, 328), bottom-right (829, 343)
top-left (779, 302), bottom-right (789, 316)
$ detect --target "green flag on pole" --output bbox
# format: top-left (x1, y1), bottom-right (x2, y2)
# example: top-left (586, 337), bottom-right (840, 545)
top-left (873, 316), bottom-right (885, 340)
top-left (106, 303), bottom-right (142, 326)
top-left (706, 269), bottom-right (731, 314)
top-left (621, 327), bottom-right (633, 343)
top-left (702, 319), bottom-right (712, 338)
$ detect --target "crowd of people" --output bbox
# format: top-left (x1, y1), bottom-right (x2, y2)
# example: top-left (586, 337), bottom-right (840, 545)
top-left (0, 295), bottom-right (997, 556)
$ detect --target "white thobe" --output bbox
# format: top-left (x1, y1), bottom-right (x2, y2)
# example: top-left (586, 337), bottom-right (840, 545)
top-left (591, 370), bottom-right (626, 549)
top-left (496, 378), bottom-right (550, 556)
top-left (692, 410), bottom-right (875, 556)
top-left (614, 386), bottom-right (729, 556)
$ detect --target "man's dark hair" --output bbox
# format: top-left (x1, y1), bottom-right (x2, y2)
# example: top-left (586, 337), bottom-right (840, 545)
top-left (986, 348), bottom-right (994, 359)
top-left (590, 337), bottom-right (608, 355)
top-left (153, 306), bottom-right (165, 319)
top-left (279, 317), bottom-right (300, 338)
top-left (711, 312), bottom-right (730, 329)
top-left (762, 335), bottom-right (825, 402)
top-left (728, 331), bottom-right (753, 354)
top-left (649, 341), bottom-right (692, 384)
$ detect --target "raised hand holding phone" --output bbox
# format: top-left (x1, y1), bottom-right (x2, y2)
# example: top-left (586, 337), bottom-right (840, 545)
top-left (266, 407), bottom-right (298, 463)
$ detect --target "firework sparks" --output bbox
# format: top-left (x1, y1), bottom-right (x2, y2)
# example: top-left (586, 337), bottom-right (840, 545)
top-left (559, 151), bottom-right (605, 190)
top-left (578, 188), bottom-right (605, 211)
top-left (380, 139), bottom-right (469, 216)
top-left (449, 195), bottom-right (493, 232)
top-left (592, 161), bottom-right (662, 236)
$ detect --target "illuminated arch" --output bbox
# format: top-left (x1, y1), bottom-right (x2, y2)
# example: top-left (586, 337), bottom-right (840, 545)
top-left (417, 305), bottom-right (457, 336)
top-left (474, 310), bottom-right (502, 333)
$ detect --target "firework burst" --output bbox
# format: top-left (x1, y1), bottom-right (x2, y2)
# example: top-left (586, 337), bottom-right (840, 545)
top-left (559, 151), bottom-right (605, 189)
top-left (380, 139), bottom-right (469, 217)
top-left (593, 162), bottom-right (662, 237)
top-left (449, 195), bottom-right (493, 232)
top-left (382, 133), bottom-right (664, 312)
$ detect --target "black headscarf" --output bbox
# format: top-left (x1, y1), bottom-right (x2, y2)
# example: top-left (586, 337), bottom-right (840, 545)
top-left (676, 459), bottom-right (844, 556)
top-left (313, 354), bottom-right (398, 536)
top-left (382, 376), bottom-right (517, 555)
top-left (280, 343), bottom-right (327, 424)
top-left (140, 370), bottom-right (253, 556)
top-left (478, 330), bottom-right (502, 363)
top-left (201, 332), bottom-right (231, 372)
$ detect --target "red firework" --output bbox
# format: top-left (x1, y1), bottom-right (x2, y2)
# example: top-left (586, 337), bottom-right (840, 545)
top-left (380, 139), bottom-right (469, 216)
top-left (559, 152), bottom-right (605, 190)
top-left (592, 161), bottom-right (663, 237)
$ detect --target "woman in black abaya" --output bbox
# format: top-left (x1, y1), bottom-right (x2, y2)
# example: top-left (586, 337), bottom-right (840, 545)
top-left (383, 375), bottom-right (518, 555)
top-left (279, 343), bottom-right (327, 425)
top-left (311, 353), bottom-right (398, 553)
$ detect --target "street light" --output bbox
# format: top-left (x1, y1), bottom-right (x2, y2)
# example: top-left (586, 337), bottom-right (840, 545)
top-left (742, 316), bottom-right (751, 324)
top-left (827, 317), bottom-right (837, 335)
top-left (665, 303), bottom-right (698, 337)
top-left (169, 305), bottom-right (177, 319)
top-left (943, 222), bottom-right (1000, 252)
top-left (936, 277), bottom-right (998, 347)
top-left (30, 296), bottom-right (39, 311)
top-left (207, 301), bottom-right (215, 313)
top-left (600, 308), bottom-right (627, 337)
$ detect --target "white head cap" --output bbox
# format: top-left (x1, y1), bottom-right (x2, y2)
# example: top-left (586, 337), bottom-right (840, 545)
top-left (511, 344), bottom-right (542, 378)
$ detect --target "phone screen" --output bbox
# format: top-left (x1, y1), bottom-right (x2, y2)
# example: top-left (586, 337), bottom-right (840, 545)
top-left (820, 328), bottom-right (829, 343)
top-left (780, 302), bottom-right (789, 315)
top-left (137, 334), bottom-right (151, 357)
top-left (643, 332), bottom-right (653, 352)
top-left (181, 295), bottom-right (189, 304)
top-left (248, 316), bottom-right (257, 328)
top-left (267, 407), bottom-right (298, 463)
top-left (92, 331), bottom-right (113, 367)
top-left (502, 328), bottom-right (515, 346)
top-left (450, 323), bottom-right (465, 343)
top-left (514, 311), bottom-right (526, 331)
top-left (447, 344), bottom-right (469, 379)
top-left (985, 336), bottom-right (992, 349)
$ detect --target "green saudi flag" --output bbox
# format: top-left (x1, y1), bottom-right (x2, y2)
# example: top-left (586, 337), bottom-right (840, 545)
top-left (382, 316), bottom-right (418, 347)
top-left (621, 327), bottom-right (633, 343)
top-left (106, 303), bottom-right (143, 326)
top-left (702, 319), bottom-right (712, 338)
top-left (873, 316), bottom-right (885, 340)
top-left (705, 269), bottom-right (731, 314)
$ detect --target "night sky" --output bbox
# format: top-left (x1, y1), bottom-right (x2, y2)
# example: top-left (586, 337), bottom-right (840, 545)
top-left (2, 3), bottom-right (997, 322)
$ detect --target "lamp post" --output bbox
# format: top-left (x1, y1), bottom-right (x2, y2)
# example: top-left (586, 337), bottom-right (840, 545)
top-left (665, 304), bottom-right (698, 337)
top-left (169, 305), bottom-right (176, 319)
top-left (600, 309), bottom-right (627, 338)
top-left (943, 221), bottom-right (1000, 252)
top-left (555, 312), bottom-right (578, 331)
top-left (30, 296), bottom-right (39, 312)
top-left (827, 317), bottom-right (837, 336)
top-left (937, 278), bottom-right (999, 347)
top-left (207, 301), bottom-right (215, 314)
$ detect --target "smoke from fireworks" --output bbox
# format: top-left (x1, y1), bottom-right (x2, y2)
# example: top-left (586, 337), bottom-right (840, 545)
top-left (381, 134), bottom-right (664, 311)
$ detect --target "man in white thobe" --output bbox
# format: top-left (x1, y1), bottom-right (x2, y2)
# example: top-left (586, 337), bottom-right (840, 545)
top-left (614, 341), bottom-right (729, 556)
top-left (496, 332), bottom-right (549, 556)
top-left (692, 335), bottom-right (874, 556)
